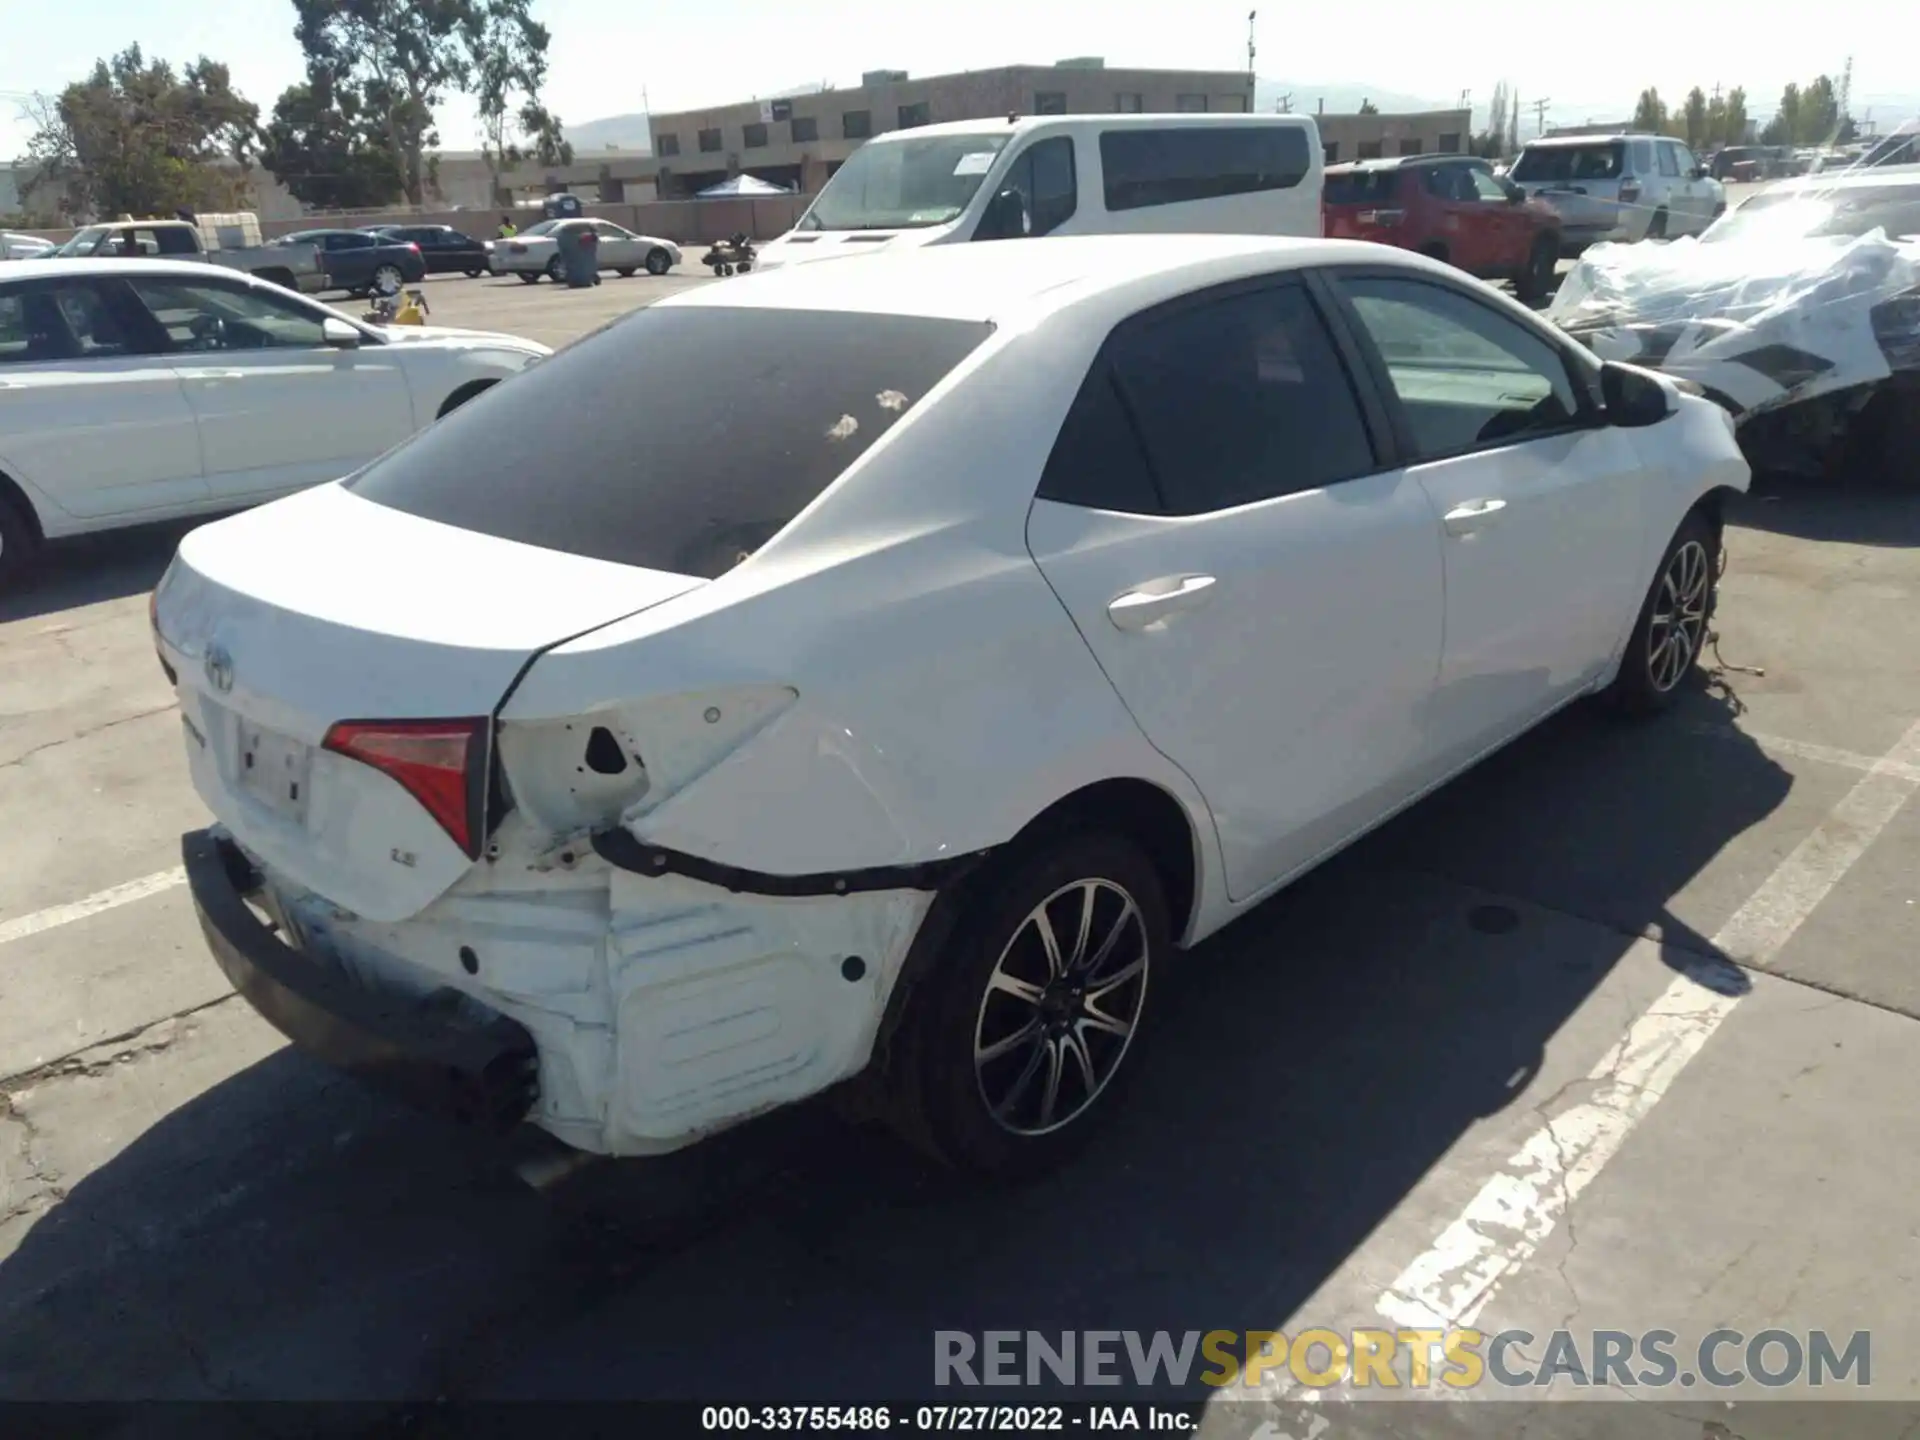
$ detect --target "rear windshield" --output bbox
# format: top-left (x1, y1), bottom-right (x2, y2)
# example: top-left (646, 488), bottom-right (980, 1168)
top-left (1323, 169), bottom-right (1401, 204)
top-left (345, 305), bottom-right (994, 578)
top-left (1510, 142), bottom-right (1626, 184)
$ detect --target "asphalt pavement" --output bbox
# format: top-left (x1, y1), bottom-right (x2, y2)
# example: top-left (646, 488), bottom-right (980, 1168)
top-left (0, 263), bottom-right (1916, 1437)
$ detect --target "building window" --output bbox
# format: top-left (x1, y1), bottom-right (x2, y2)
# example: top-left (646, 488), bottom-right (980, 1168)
top-left (1115, 92), bottom-right (1145, 113)
top-left (791, 115), bottom-right (819, 143)
top-left (1397, 137), bottom-right (1422, 156)
top-left (1438, 132), bottom-right (1462, 153)
top-left (655, 133), bottom-right (680, 157)
top-left (743, 122), bottom-right (768, 149)
top-left (1217, 94), bottom-right (1248, 113)
top-left (1035, 91), bottom-right (1067, 115)
top-left (898, 101), bottom-right (930, 129)
top-left (698, 128), bottom-right (722, 153)
top-left (1324, 141), bottom-right (1339, 164)
top-left (844, 109), bottom-right (872, 139)
top-left (1358, 139), bottom-right (1383, 160)
top-left (1175, 94), bottom-right (1208, 112)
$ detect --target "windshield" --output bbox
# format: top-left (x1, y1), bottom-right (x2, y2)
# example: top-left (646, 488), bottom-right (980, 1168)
top-left (799, 133), bottom-right (1012, 231)
top-left (1323, 169), bottom-right (1401, 205)
top-left (1704, 184), bottom-right (1920, 244)
top-left (51, 227), bottom-right (109, 257)
top-left (1510, 142), bottom-right (1625, 184)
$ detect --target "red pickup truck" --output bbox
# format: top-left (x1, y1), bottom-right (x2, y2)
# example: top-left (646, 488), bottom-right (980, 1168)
top-left (1322, 155), bottom-right (1563, 304)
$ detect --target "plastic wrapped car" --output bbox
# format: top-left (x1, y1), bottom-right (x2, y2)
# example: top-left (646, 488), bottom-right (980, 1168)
top-left (1547, 167), bottom-right (1920, 480)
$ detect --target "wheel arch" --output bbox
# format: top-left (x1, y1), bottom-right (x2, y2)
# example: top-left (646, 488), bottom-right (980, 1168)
top-left (0, 463), bottom-right (47, 542)
top-left (436, 378), bottom-right (498, 420)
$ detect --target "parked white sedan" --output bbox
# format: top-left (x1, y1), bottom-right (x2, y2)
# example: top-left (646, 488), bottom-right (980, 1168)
top-left (1, 231), bottom-right (55, 261)
top-left (158, 236), bottom-right (1748, 1180)
top-left (0, 258), bottom-right (549, 583)
top-left (487, 218), bottom-right (682, 282)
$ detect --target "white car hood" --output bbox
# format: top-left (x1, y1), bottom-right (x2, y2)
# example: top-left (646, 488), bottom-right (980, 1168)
top-left (756, 226), bottom-right (947, 270)
top-left (370, 322), bottom-right (549, 354)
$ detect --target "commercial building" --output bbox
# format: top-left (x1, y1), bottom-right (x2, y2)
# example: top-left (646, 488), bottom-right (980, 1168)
top-left (1316, 109), bottom-right (1472, 164)
top-left (647, 61), bottom-right (1258, 197)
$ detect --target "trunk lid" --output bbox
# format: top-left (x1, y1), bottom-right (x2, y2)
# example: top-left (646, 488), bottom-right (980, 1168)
top-left (156, 482), bottom-right (702, 921)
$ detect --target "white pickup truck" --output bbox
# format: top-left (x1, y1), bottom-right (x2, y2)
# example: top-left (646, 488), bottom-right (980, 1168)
top-left (45, 216), bottom-right (325, 294)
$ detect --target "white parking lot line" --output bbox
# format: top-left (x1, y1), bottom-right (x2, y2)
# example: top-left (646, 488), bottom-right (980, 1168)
top-left (1375, 715), bottom-right (1920, 1340)
top-left (0, 867), bottom-right (186, 949)
top-left (1682, 721), bottom-right (1920, 785)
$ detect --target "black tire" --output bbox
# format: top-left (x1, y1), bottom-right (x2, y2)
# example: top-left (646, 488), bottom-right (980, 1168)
top-left (1603, 510), bottom-right (1718, 716)
top-left (465, 268), bottom-right (482, 278)
top-left (517, 271), bottom-right (541, 285)
top-left (1646, 208), bottom-right (1669, 241)
top-left (1514, 234), bottom-right (1559, 305)
top-left (546, 256), bottom-right (564, 282)
top-left (644, 247), bottom-right (671, 276)
top-left (0, 490), bottom-right (40, 592)
top-left (616, 267), bottom-right (635, 278)
top-left (892, 831), bottom-right (1168, 1178)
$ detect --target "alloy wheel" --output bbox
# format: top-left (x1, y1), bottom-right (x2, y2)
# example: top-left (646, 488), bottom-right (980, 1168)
top-left (1648, 539), bottom-right (1711, 692)
top-left (973, 878), bottom-right (1150, 1137)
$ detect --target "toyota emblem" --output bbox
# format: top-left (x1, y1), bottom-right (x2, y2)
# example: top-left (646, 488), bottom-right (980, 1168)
top-left (204, 643), bottom-right (235, 694)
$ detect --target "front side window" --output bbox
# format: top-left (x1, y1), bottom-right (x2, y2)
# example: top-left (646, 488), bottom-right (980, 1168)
top-left (1469, 168), bottom-right (1509, 203)
top-left (1101, 282), bottom-right (1376, 515)
top-left (1335, 275), bottom-right (1581, 461)
top-left (800, 132), bottom-right (1011, 230)
top-left (1100, 125), bottom-right (1313, 212)
top-left (127, 277), bottom-right (329, 352)
top-left (978, 137), bottom-right (1078, 240)
top-left (594, 222), bottom-right (634, 240)
top-left (346, 307), bottom-right (994, 578)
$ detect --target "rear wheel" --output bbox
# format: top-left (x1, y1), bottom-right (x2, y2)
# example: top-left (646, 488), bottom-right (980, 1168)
top-left (616, 267), bottom-right (635, 278)
top-left (1514, 234), bottom-right (1559, 305)
top-left (371, 263), bottom-right (405, 292)
top-left (644, 247), bottom-right (671, 276)
top-left (465, 268), bottom-right (483, 278)
top-left (517, 271), bottom-right (540, 285)
top-left (1646, 208), bottom-right (1669, 241)
top-left (1604, 511), bottom-right (1717, 716)
top-left (546, 256), bottom-right (564, 282)
top-left (892, 831), bottom-right (1167, 1178)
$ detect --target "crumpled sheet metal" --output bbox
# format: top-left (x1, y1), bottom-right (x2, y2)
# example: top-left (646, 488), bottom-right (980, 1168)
top-left (1547, 229), bottom-right (1920, 422)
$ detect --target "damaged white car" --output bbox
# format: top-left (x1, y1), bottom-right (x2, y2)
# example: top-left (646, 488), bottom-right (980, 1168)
top-left (1548, 165), bottom-right (1920, 481)
top-left (159, 236), bottom-right (1748, 1179)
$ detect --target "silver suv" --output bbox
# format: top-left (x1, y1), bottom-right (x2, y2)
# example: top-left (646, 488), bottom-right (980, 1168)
top-left (1509, 133), bottom-right (1727, 253)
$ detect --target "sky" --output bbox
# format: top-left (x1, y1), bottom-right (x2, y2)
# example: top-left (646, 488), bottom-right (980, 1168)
top-left (4, 0), bottom-right (1916, 161)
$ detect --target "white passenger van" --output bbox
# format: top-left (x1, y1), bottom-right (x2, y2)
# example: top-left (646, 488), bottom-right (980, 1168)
top-left (754, 112), bottom-right (1324, 270)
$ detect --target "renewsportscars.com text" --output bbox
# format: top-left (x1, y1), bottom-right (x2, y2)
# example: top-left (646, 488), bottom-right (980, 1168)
top-left (933, 1328), bottom-right (1871, 1391)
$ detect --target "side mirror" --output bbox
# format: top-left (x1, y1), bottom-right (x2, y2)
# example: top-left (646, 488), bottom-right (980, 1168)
top-left (1505, 183), bottom-right (1524, 205)
top-left (979, 187), bottom-right (1029, 242)
top-left (1601, 360), bottom-right (1674, 427)
top-left (322, 317), bottom-right (362, 349)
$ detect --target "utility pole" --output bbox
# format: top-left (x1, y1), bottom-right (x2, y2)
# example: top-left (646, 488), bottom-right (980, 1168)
top-left (1247, 10), bottom-right (1258, 89)
top-left (1839, 55), bottom-right (1853, 132)
top-left (1276, 92), bottom-right (1292, 113)
top-left (1531, 96), bottom-right (1552, 137)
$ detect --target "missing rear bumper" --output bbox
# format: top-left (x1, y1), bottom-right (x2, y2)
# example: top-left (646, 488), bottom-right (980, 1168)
top-left (182, 827), bottom-right (539, 1133)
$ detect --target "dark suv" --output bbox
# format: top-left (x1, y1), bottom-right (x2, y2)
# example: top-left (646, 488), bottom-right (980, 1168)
top-left (1322, 155), bottom-right (1562, 304)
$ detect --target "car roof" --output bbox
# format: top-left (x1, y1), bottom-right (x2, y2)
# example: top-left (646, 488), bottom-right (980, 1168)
top-left (0, 257), bottom-right (261, 284)
top-left (660, 234), bottom-right (1426, 326)
top-left (1522, 133), bottom-right (1643, 147)
top-left (1327, 155), bottom-right (1482, 173)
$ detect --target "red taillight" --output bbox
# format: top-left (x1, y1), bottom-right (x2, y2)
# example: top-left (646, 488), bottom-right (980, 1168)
top-left (408, 241), bottom-right (421, 252)
top-left (323, 718), bottom-right (486, 854)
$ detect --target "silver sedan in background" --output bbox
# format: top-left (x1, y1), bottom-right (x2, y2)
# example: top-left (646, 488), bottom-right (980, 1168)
top-left (487, 218), bottom-right (682, 283)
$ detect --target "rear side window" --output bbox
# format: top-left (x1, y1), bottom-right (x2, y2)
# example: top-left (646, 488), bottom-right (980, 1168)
top-left (1100, 126), bottom-right (1312, 212)
top-left (1038, 366), bottom-right (1163, 514)
top-left (1102, 282), bottom-right (1376, 514)
top-left (346, 307), bottom-right (994, 579)
top-left (1324, 169), bottom-right (1401, 204)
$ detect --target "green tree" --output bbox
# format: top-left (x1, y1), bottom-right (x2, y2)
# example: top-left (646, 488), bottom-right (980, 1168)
top-left (1761, 81), bottom-right (1800, 145)
top-left (464, 0), bottom-right (571, 203)
top-left (1358, 98), bottom-right (1379, 115)
top-left (1632, 87), bottom-right (1668, 134)
top-left (1473, 80), bottom-right (1511, 159)
top-left (1723, 87), bottom-right (1749, 147)
top-left (261, 64), bottom-right (405, 209)
top-left (1797, 74), bottom-right (1840, 144)
top-left (1681, 87), bottom-right (1708, 147)
top-left (22, 45), bottom-right (258, 219)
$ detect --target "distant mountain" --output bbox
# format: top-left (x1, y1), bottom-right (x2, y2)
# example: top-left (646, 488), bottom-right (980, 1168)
top-left (564, 113), bottom-right (652, 153)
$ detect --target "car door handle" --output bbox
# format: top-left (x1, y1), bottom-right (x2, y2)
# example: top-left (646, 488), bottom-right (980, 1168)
top-left (1443, 498), bottom-right (1507, 536)
top-left (1107, 575), bottom-right (1217, 632)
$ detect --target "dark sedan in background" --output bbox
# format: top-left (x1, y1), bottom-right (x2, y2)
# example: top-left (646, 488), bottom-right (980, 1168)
top-left (362, 224), bottom-right (491, 277)
top-left (272, 228), bottom-right (428, 297)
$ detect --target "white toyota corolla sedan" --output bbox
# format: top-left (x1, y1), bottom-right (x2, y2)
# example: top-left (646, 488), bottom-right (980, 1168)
top-left (0, 259), bottom-right (549, 585)
top-left (157, 236), bottom-right (1749, 1178)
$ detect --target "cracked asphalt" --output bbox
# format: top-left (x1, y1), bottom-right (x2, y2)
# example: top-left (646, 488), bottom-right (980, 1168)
top-left (1, 270), bottom-right (1918, 1438)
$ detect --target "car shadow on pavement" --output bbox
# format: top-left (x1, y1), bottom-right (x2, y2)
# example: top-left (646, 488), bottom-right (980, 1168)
top-left (0, 518), bottom-right (212, 624)
top-left (0, 684), bottom-right (1787, 1417)
top-left (1729, 483), bottom-right (1920, 549)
